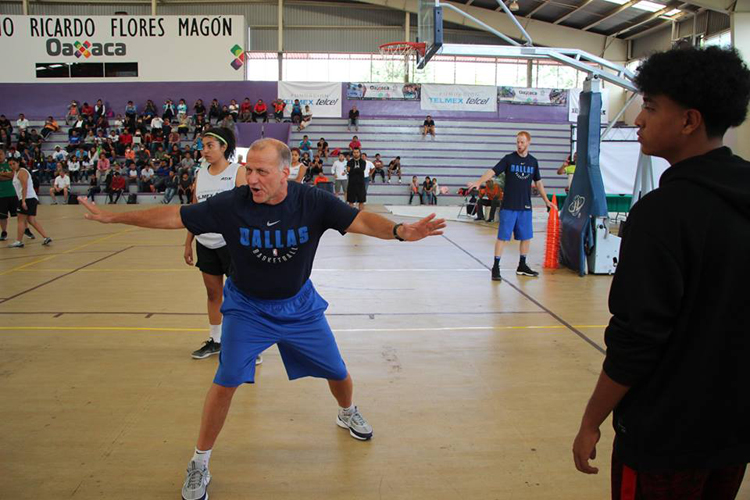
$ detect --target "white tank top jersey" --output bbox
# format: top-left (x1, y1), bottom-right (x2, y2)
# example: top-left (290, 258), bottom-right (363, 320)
top-left (194, 162), bottom-right (241, 249)
top-left (289, 163), bottom-right (302, 180)
top-left (13, 168), bottom-right (38, 201)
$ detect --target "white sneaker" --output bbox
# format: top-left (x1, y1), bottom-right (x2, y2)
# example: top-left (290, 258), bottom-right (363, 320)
top-left (8, 241), bottom-right (24, 248)
top-left (181, 460), bottom-right (211, 500)
top-left (336, 406), bottom-right (373, 441)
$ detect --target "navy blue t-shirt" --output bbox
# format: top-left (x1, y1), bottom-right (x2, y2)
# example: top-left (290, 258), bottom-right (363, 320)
top-left (492, 152), bottom-right (541, 211)
top-left (180, 182), bottom-right (359, 300)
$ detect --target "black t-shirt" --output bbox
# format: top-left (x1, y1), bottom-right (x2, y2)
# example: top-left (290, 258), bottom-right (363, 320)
top-left (423, 119), bottom-right (435, 127)
top-left (492, 152), bottom-right (540, 211)
top-left (349, 109), bottom-right (360, 120)
top-left (194, 104), bottom-right (206, 115)
top-left (347, 158), bottom-right (366, 185)
top-left (180, 182), bottom-right (359, 300)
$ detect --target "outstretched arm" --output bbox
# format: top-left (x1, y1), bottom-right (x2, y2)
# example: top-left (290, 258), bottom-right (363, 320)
top-left (467, 168), bottom-right (496, 192)
top-left (346, 211), bottom-right (446, 241)
top-left (78, 196), bottom-right (184, 229)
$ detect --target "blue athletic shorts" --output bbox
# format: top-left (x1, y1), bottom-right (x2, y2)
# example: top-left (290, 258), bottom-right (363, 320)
top-left (214, 278), bottom-right (348, 387)
top-left (497, 209), bottom-right (533, 241)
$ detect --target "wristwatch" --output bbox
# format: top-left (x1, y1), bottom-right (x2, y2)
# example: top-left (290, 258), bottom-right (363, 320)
top-left (393, 223), bottom-right (405, 241)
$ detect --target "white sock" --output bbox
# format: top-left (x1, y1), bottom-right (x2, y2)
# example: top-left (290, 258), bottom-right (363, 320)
top-left (339, 404), bottom-right (355, 414)
top-left (209, 324), bottom-right (221, 343)
top-left (192, 448), bottom-right (212, 468)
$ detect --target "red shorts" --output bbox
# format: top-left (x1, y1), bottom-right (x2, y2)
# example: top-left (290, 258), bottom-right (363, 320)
top-left (611, 451), bottom-right (746, 500)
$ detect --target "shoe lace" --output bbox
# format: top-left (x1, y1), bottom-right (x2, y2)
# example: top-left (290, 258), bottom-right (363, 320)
top-left (186, 465), bottom-right (205, 489)
top-left (350, 409), bottom-right (366, 427)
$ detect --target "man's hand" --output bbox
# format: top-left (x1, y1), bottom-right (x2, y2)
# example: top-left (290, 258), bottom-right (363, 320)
top-left (572, 425), bottom-right (601, 474)
top-left (21, 200), bottom-right (27, 211)
top-left (466, 181), bottom-right (480, 192)
top-left (79, 197), bottom-right (115, 223)
top-left (184, 244), bottom-right (194, 266)
top-left (399, 214), bottom-right (446, 241)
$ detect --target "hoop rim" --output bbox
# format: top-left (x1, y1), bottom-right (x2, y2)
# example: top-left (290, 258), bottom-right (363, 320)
top-left (378, 41), bottom-right (426, 56)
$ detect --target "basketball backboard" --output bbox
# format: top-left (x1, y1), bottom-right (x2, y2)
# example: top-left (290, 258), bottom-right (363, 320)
top-left (417, 0), bottom-right (443, 69)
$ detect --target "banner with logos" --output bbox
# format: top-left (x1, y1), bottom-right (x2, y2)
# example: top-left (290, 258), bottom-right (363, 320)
top-left (0, 15), bottom-right (246, 83)
top-left (498, 86), bottom-right (568, 106)
top-left (278, 81), bottom-right (342, 118)
top-left (421, 84), bottom-right (497, 113)
top-left (346, 82), bottom-right (421, 100)
top-left (569, 88), bottom-right (610, 123)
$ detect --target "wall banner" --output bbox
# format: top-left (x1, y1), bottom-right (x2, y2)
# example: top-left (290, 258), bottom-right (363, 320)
top-left (420, 84), bottom-right (497, 112)
top-left (498, 86), bottom-right (568, 106)
top-left (278, 81), bottom-right (342, 118)
top-left (346, 82), bottom-right (421, 100)
top-left (569, 88), bottom-right (610, 123)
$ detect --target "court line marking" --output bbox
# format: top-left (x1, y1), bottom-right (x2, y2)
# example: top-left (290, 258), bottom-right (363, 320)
top-left (0, 246), bottom-right (134, 304)
top-left (0, 250), bottom-right (116, 262)
top-left (0, 228), bottom-right (135, 277)
top-left (0, 325), bottom-right (607, 333)
top-left (0, 310), bottom-right (545, 317)
top-left (441, 234), bottom-right (607, 355)
top-left (0, 230), bottom-right (127, 252)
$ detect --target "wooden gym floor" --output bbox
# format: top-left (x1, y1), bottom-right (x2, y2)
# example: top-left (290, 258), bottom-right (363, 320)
top-left (1, 204), bottom-right (747, 500)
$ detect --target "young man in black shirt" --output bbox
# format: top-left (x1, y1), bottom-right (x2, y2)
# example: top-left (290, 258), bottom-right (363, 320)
top-left (346, 147), bottom-right (367, 210)
top-left (468, 131), bottom-right (554, 281)
top-left (348, 105), bottom-right (360, 132)
top-left (78, 138), bottom-right (445, 500)
top-left (422, 115), bottom-right (435, 139)
top-left (572, 46), bottom-right (750, 499)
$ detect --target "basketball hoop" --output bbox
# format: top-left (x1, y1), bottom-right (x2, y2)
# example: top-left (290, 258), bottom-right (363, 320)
top-left (378, 41), bottom-right (426, 58)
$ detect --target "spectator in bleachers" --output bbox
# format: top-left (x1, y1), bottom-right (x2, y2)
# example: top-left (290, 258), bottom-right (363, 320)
top-left (178, 171), bottom-right (192, 204)
top-left (119, 129), bottom-right (133, 155)
top-left (68, 156), bottom-right (81, 182)
top-left (314, 170), bottom-right (331, 187)
top-left (162, 119), bottom-right (173, 140)
top-left (331, 152), bottom-right (348, 200)
top-left (163, 99), bottom-right (175, 121)
top-left (124, 146), bottom-right (135, 165)
top-left (193, 115), bottom-right (207, 140)
top-left (307, 154), bottom-right (324, 182)
top-left (289, 147), bottom-right (307, 183)
top-left (125, 101), bottom-right (137, 122)
top-left (409, 176), bottom-right (422, 205)
top-left (81, 102), bottom-right (95, 120)
top-left (127, 163), bottom-right (139, 186)
top-left (41, 117), bottom-right (59, 140)
top-left (192, 135), bottom-right (204, 158)
top-left (361, 152), bottom-right (374, 193)
top-left (228, 99), bottom-right (239, 122)
top-left (94, 99), bottom-right (106, 119)
top-left (0, 129), bottom-right (10, 149)
top-left (107, 170), bottom-right (126, 204)
top-left (108, 129), bottom-right (119, 149)
top-left (86, 175), bottom-right (100, 201)
top-left (348, 135), bottom-right (361, 153)
top-left (346, 147), bottom-right (367, 209)
top-left (299, 135), bottom-right (311, 153)
top-left (431, 178), bottom-right (441, 205)
top-left (16, 114), bottom-right (30, 132)
top-left (371, 153), bottom-right (385, 183)
top-left (162, 170), bottom-right (179, 204)
top-left (422, 176), bottom-right (434, 204)
top-left (66, 101), bottom-right (80, 125)
top-left (151, 131), bottom-right (165, 155)
top-left (475, 180), bottom-right (502, 222)
top-left (387, 156), bottom-right (402, 183)
top-left (208, 99), bottom-right (221, 124)
top-left (140, 161), bottom-right (156, 192)
top-left (41, 155), bottom-right (56, 183)
top-left (84, 129), bottom-right (96, 148)
top-left (272, 98), bottom-right (286, 122)
top-left (134, 144), bottom-right (150, 168)
top-left (49, 169), bottom-right (70, 204)
top-left (95, 114), bottom-right (109, 134)
top-left (301, 151), bottom-right (311, 166)
top-left (348, 105), bottom-right (360, 132)
top-left (113, 114), bottom-right (124, 133)
top-left (67, 130), bottom-right (82, 153)
top-left (239, 98), bottom-right (252, 122)
top-left (193, 99), bottom-right (206, 121)
top-left (154, 160), bottom-right (171, 192)
top-left (143, 100), bottom-right (157, 120)
top-left (81, 155), bottom-right (93, 181)
top-left (290, 99), bottom-right (303, 124)
top-left (422, 115), bottom-right (436, 139)
top-left (6, 146), bottom-right (21, 160)
top-left (150, 114), bottom-right (164, 132)
top-left (29, 129), bottom-right (42, 149)
top-left (179, 152), bottom-right (195, 176)
top-left (219, 106), bottom-right (234, 128)
top-left (52, 145), bottom-right (67, 163)
top-left (177, 99), bottom-right (188, 119)
top-left (168, 129), bottom-right (181, 152)
top-left (100, 134), bottom-right (114, 158)
top-left (317, 137), bottom-right (329, 159)
top-left (298, 105), bottom-right (313, 131)
top-left (0, 115), bottom-right (11, 135)
top-left (96, 153), bottom-right (110, 184)
top-left (177, 113), bottom-right (191, 138)
top-left (252, 99), bottom-right (268, 123)
top-left (16, 129), bottom-right (29, 153)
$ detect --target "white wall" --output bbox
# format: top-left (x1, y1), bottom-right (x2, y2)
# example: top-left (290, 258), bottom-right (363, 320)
top-left (0, 15), bottom-right (246, 83)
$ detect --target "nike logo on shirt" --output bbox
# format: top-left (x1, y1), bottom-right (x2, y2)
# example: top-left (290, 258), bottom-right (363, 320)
top-left (267, 220), bottom-right (280, 227)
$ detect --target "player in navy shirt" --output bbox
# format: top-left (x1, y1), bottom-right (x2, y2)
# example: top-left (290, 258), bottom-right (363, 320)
top-left (78, 138), bottom-right (446, 500)
top-left (468, 131), bottom-right (555, 281)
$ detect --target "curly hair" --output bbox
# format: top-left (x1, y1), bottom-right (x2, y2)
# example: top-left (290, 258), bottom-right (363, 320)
top-left (633, 46), bottom-right (750, 137)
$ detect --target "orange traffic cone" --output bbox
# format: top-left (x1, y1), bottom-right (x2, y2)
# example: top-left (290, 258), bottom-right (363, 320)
top-left (544, 194), bottom-right (560, 269)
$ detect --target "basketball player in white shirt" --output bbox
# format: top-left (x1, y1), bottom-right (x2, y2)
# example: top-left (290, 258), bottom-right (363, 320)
top-left (183, 128), bottom-right (260, 364)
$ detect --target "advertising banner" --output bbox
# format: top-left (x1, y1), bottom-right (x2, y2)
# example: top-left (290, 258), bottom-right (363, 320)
top-left (421, 84), bottom-right (497, 112)
top-left (0, 15), bottom-right (246, 83)
top-left (569, 88), bottom-right (610, 123)
top-left (278, 81), bottom-right (342, 118)
top-left (498, 86), bottom-right (567, 106)
top-left (346, 82), bottom-right (421, 100)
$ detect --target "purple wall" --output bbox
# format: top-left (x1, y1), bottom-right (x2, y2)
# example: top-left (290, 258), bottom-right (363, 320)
top-left (0, 81), bottom-right (568, 124)
top-left (236, 123), bottom-right (291, 147)
top-left (0, 81), bottom-right (277, 120)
